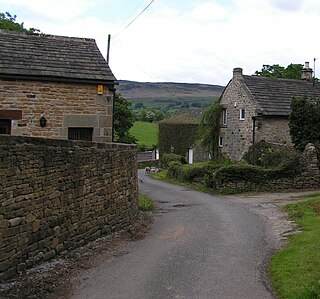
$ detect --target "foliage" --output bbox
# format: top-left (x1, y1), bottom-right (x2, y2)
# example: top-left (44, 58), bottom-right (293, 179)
top-left (289, 96), bottom-right (320, 151)
top-left (129, 121), bottom-right (158, 150)
top-left (114, 93), bottom-right (137, 144)
top-left (199, 102), bottom-right (222, 159)
top-left (254, 63), bottom-right (303, 79)
top-left (243, 142), bottom-right (305, 171)
top-left (167, 161), bottom-right (184, 180)
top-left (138, 194), bottom-right (155, 211)
top-left (158, 121), bottom-right (199, 158)
top-left (270, 196), bottom-right (320, 299)
top-left (161, 153), bottom-right (187, 168)
top-left (139, 109), bottom-right (164, 123)
top-left (204, 156), bottom-right (306, 192)
top-left (0, 12), bottom-right (39, 34)
top-left (166, 160), bottom-right (232, 183)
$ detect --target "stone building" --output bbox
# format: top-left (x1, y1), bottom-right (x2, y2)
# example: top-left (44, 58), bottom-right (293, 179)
top-left (0, 29), bottom-right (116, 142)
top-left (158, 109), bottom-right (210, 163)
top-left (219, 64), bottom-right (320, 161)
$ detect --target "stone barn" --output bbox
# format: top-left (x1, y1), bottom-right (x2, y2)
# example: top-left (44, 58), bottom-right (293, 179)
top-left (0, 29), bottom-right (116, 142)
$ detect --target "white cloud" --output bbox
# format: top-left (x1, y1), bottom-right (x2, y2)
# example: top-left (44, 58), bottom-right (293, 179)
top-left (2, 0), bottom-right (320, 85)
top-left (1, 0), bottom-right (106, 20)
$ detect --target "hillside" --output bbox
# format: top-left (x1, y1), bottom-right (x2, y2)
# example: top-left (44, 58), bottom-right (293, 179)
top-left (117, 80), bottom-right (224, 111)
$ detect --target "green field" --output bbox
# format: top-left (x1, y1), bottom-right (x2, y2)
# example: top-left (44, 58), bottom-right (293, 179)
top-left (270, 193), bottom-right (320, 298)
top-left (130, 121), bottom-right (158, 149)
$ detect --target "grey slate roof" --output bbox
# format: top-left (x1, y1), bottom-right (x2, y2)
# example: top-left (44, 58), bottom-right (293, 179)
top-left (160, 109), bottom-right (204, 124)
top-left (243, 75), bottom-right (320, 116)
top-left (0, 29), bottom-right (116, 84)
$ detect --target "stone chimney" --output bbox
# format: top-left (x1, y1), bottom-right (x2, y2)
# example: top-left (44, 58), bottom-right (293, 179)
top-left (233, 67), bottom-right (243, 79)
top-left (301, 62), bottom-right (313, 81)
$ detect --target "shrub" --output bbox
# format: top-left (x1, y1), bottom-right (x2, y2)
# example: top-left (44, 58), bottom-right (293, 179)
top-left (138, 194), bottom-right (155, 211)
top-left (167, 161), bottom-right (184, 180)
top-left (161, 153), bottom-right (187, 168)
top-left (243, 141), bottom-right (305, 172)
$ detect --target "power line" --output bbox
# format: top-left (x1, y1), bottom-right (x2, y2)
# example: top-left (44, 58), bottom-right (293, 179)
top-left (114, 0), bottom-right (156, 38)
top-left (118, 0), bottom-right (146, 28)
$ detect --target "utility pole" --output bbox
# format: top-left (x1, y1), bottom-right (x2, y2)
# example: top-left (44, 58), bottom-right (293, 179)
top-left (107, 34), bottom-right (111, 65)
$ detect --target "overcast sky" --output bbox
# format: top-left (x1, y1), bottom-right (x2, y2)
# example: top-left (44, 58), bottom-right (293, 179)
top-left (1, 0), bottom-right (320, 86)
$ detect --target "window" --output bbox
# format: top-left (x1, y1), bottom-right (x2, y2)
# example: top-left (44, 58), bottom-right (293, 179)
top-left (68, 128), bottom-right (93, 141)
top-left (219, 136), bottom-right (223, 147)
top-left (240, 108), bottom-right (245, 120)
top-left (222, 108), bottom-right (227, 125)
top-left (0, 120), bottom-right (11, 134)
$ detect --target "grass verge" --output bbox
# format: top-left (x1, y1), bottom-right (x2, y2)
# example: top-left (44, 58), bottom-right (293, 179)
top-left (270, 194), bottom-right (320, 299)
top-left (138, 194), bottom-right (156, 211)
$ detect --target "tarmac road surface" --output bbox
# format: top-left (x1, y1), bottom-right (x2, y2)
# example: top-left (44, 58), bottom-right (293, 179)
top-left (70, 170), bottom-right (277, 299)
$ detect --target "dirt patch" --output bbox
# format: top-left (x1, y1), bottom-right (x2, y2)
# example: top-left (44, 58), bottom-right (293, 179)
top-left (0, 212), bottom-right (152, 299)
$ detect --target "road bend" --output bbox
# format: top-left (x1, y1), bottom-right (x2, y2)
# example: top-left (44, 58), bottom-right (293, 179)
top-left (70, 170), bottom-right (276, 299)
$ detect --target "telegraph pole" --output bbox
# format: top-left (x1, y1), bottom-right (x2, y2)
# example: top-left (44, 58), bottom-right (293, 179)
top-left (107, 34), bottom-right (111, 65)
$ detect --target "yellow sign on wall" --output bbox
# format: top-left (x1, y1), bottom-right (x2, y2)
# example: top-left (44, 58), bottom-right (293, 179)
top-left (97, 85), bottom-right (104, 95)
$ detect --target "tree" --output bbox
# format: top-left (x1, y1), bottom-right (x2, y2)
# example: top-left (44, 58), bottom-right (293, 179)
top-left (114, 93), bottom-right (137, 144)
top-left (254, 63), bottom-right (303, 79)
top-left (0, 12), bottom-right (39, 33)
top-left (199, 102), bottom-right (222, 159)
top-left (289, 96), bottom-right (320, 151)
top-left (134, 102), bottom-right (144, 109)
top-left (140, 109), bottom-right (164, 122)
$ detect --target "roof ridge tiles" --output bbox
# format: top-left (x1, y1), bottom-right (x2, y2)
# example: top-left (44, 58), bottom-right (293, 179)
top-left (0, 29), bottom-right (95, 43)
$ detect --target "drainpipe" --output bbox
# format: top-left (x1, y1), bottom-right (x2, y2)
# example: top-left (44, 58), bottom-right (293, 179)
top-left (111, 86), bottom-right (116, 143)
top-left (252, 116), bottom-right (256, 144)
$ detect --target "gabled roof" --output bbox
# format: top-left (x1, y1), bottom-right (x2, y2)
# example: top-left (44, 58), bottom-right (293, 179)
top-left (0, 29), bottom-right (116, 84)
top-left (159, 109), bottom-right (204, 124)
top-left (242, 75), bottom-right (320, 116)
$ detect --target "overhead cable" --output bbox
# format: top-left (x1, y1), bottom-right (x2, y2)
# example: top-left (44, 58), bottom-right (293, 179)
top-left (114, 0), bottom-right (156, 38)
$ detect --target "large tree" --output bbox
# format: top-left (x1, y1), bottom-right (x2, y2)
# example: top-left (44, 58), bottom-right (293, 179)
top-left (0, 12), bottom-right (39, 33)
top-left (114, 93), bottom-right (137, 144)
top-left (254, 63), bottom-right (303, 80)
top-left (289, 96), bottom-right (320, 151)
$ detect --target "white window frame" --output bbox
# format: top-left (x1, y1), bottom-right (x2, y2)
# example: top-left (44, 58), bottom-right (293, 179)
top-left (219, 136), bottom-right (223, 147)
top-left (222, 108), bottom-right (227, 125)
top-left (240, 108), bottom-right (245, 120)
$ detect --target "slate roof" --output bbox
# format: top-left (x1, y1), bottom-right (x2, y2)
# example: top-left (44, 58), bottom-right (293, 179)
top-left (0, 29), bottom-right (116, 84)
top-left (243, 75), bottom-right (320, 116)
top-left (160, 109), bottom-right (204, 124)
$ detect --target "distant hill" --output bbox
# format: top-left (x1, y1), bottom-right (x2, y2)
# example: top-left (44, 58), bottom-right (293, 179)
top-left (117, 80), bottom-right (224, 99)
top-left (117, 80), bottom-right (224, 111)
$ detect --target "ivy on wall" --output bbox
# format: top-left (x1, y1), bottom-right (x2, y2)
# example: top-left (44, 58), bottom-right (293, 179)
top-left (158, 122), bottom-right (199, 157)
top-left (198, 102), bottom-right (222, 159)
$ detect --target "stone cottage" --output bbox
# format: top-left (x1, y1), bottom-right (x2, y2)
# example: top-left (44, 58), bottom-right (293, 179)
top-left (0, 29), bottom-right (116, 142)
top-left (219, 64), bottom-right (320, 161)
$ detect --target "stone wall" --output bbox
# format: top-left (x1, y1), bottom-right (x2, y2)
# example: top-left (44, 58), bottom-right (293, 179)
top-left (0, 79), bottom-right (113, 142)
top-left (0, 135), bottom-right (138, 281)
top-left (216, 144), bottom-right (320, 192)
top-left (256, 116), bottom-right (292, 146)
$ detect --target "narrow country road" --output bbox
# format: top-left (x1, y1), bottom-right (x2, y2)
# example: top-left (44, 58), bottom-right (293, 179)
top-left (70, 170), bottom-right (278, 299)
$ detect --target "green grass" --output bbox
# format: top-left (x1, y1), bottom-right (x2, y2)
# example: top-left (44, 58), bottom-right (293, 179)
top-left (130, 121), bottom-right (158, 149)
top-left (270, 195), bottom-right (320, 299)
top-left (138, 194), bottom-right (156, 211)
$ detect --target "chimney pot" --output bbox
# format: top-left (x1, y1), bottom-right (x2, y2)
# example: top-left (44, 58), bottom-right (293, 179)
top-left (301, 61), bottom-right (313, 81)
top-left (233, 67), bottom-right (243, 78)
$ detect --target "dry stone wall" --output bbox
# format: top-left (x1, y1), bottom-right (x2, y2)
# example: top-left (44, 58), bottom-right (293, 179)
top-left (0, 135), bottom-right (138, 281)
